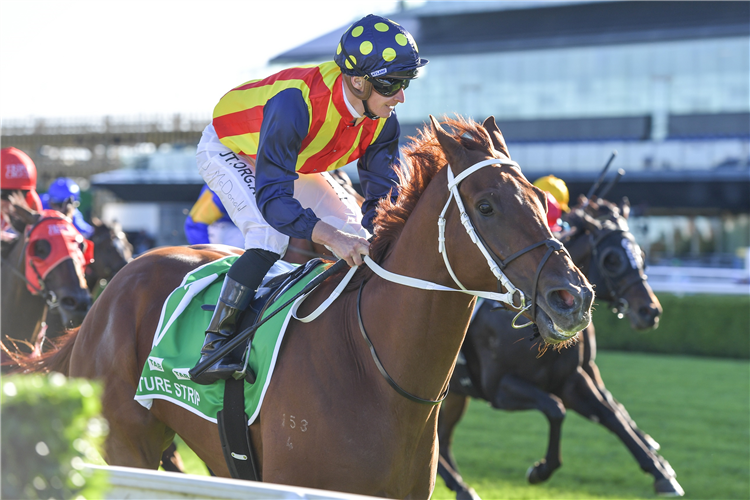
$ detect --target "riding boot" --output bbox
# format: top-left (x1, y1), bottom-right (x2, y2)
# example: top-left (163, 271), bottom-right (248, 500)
top-left (191, 249), bottom-right (279, 385)
top-left (191, 275), bottom-right (254, 385)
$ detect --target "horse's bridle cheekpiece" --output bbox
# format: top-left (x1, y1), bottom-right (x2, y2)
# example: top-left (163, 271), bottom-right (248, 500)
top-left (292, 157), bottom-right (570, 405)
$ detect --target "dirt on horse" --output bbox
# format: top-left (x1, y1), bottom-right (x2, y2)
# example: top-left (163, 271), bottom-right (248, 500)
top-left (10, 116), bottom-right (594, 498)
top-left (437, 196), bottom-right (684, 498)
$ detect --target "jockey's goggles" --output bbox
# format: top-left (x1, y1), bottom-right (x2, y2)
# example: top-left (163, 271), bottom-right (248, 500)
top-left (366, 69), bottom-right (418, 97)
top-left (368, 76), bottom-right (411, 97)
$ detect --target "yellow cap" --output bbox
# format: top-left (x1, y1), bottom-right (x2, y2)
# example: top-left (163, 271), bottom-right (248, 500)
top-left (533, 175), bottom-right (570, 212)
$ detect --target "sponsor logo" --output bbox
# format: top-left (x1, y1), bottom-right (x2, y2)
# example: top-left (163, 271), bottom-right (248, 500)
top-left (4, 163), bottom-right (29, 179)
top-left (147, 356), bottom-right (164, 372)
top-left (173, 368), bottom-right (191, 380)
top-left (370, 68), bottom-right (387, 77)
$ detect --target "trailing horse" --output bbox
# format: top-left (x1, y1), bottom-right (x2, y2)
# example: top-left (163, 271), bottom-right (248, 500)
top-left (10, 116), bottom-right (594, 498)
top-left (437, 196), bottom-right (684, 498)
top-left (1, 199), bottom-right (92, 352)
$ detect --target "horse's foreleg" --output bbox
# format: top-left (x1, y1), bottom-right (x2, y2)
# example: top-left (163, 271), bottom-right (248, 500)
top-left (560, 367), bottom-right (684, 496)
top-left (582, 358), bottom-right (661, 451)
top-left (491, 375), bottom-right (565, 484)
top-left (437, 392), bottom-right (479, 499)
top-left (160, 442), bottom-right (185, 473)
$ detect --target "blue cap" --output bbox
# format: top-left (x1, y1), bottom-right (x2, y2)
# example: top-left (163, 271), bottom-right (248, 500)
top-left (47, 177), bottom-right (81, 203)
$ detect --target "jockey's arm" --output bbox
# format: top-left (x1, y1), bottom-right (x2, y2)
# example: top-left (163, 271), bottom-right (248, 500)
top-left (254, 89), bottom-right (370, 267)
top-left (356, 116), bottom-right (401, 232)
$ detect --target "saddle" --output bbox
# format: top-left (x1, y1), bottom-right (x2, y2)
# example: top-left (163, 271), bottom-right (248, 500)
top-left (210, 257), bottom-right (327, 482)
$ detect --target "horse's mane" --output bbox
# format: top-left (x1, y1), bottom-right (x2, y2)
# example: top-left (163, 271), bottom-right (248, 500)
top-left (368, 116), bottom-right (497, 264)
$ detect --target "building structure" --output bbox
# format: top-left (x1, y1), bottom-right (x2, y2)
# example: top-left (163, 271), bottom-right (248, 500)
top-left (271, 0), bottom-right (750, 267)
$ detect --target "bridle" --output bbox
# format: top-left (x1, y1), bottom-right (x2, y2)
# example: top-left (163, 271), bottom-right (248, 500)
top-left (587, 225), bottom-right (647, 316)
top-left (0, 216), bottom-right (72, 310)
top-left (294, 157), bottom-right (571, 405)
top-left (438, 158), bottom-right (570, 329)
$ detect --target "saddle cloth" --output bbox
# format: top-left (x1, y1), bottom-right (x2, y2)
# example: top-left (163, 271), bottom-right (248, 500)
top-left (134, 255), bottom-right (327, 425)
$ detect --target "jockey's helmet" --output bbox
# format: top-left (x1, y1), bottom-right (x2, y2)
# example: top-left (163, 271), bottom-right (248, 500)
top-left (1, 147), bottom-right (37, 191)
top-left (47, 177), bottom-right (81, 204)
top-left (335, 14), bottom-right (427, 101)
top-left (534, 175), bottom-right (570, 212)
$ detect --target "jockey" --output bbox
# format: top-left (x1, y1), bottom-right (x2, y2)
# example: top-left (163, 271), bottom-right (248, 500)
top-left (192, 14), bottom-right (427, 384)
top-left (1, 147), bottom-right (43, 242)
top-left (184, 184), bottom-right (244, 248)
top-left (42, 177), bottom-right (95, 239)
top-left (534, 175), bottom-right (570, 233)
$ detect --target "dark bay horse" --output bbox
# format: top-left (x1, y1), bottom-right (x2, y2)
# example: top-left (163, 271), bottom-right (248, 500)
top-left (437, 196), bottom-right (684, 498)
top-left (15, 116), bottom-right (594, 498)
top-left (87, 218), bottom-right (133, 294)
top-left (1, 200), bottom-right (92, 351)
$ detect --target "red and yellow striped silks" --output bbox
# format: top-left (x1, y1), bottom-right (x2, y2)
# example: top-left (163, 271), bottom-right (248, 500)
top-left (212, 61), bottom-right (387, 174)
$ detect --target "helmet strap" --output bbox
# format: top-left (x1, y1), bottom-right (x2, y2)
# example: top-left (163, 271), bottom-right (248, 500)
top-left (343, 75), bottom-right (378, 120)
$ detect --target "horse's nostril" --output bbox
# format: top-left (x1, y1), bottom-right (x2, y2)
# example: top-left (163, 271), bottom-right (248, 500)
top-left (548, 289), bottom-right (577, 312)
top-left (640, 305), bottom-right (658, 319)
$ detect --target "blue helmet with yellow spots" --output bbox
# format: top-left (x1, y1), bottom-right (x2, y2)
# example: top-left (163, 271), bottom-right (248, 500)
top-left (335, 15), bottom-right (427, 80)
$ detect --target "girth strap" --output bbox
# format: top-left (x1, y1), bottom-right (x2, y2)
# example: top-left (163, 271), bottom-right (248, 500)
top-left (217, 378), bottom-right (259, 481)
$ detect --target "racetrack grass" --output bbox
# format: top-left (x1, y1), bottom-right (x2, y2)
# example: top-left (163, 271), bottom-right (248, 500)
top-left (174, 351), bottom-right (750, 499)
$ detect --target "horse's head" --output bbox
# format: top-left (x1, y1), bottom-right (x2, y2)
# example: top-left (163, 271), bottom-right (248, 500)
top-left (89, 218), bottom-right (133, 285)
top-left (427, 116), bottom-right (594, 344)
top-left (10, 203), bottom-right (93, 328)
top-left (564, 196), bottom-right (662, 330)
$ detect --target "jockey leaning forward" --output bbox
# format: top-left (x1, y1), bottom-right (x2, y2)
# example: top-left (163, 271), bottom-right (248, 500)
top-left (191, 14), bottom-right (428, 384)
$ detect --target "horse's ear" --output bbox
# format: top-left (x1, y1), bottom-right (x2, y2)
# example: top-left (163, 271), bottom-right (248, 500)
top-left (430, 115), bottom-right (468, 171)
top-left (482, 116), bottom-right (511, 159)
top-left (619, 197), bottom-right (630, 219)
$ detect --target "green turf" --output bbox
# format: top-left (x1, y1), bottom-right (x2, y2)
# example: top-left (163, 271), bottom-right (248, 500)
top-left (173, 351), bottom-right (750, 499)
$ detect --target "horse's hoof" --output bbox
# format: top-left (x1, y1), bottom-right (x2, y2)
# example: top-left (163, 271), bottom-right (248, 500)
top-left (526, 460), bottom-right (551, 484)
top-left (654, 477), bottom-right (685, 497)
top-left (456, 487), bottom-right (481, 500)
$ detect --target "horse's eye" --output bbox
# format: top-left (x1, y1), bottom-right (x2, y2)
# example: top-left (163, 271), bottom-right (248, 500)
top-left (31, 240), bottom-right (52, 259)
top-left (477, 202), bottom-right (493, 216)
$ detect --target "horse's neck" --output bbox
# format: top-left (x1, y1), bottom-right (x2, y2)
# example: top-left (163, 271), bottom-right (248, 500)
top-left (363, 180), bottom-right (475, 404)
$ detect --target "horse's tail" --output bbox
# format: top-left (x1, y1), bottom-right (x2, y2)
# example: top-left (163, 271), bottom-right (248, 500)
top-left (1, 328), bottom-right (79, 376)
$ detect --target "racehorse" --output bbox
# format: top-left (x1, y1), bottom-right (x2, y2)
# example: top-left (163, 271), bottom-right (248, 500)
top-left (437, 196), bottom-right (684, 498)
top-left (12, 116), bottom-right (595, 498)
top-left (1, 198), bottom-right (92, 351)
top-left (86, 218), bottom-right (133, 294)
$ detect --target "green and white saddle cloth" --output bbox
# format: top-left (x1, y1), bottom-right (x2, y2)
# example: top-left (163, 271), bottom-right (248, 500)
top-left (134, 255), bottom-right (327, 426)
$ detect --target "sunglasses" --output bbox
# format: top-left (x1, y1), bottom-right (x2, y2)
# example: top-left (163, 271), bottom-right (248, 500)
top-left (368, 76), bottom-right (411, 97)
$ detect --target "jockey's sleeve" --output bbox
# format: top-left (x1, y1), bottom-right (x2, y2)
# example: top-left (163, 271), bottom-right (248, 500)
top-left (184, 186), bottom-right (225, 244)
top-left (255, 89), bottom-right (321, 240)
top-left (357, 115), bottom-right (401, 233)
top-left (72, 209), bottom-right (94, 239)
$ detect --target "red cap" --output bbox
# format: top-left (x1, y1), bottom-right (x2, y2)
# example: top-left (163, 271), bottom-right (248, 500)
top-left (1, 147), bottom-right (37, 191)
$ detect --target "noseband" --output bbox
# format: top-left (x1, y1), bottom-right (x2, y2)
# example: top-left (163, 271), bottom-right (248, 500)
top-left (438, 158), bottom-right (569, 328)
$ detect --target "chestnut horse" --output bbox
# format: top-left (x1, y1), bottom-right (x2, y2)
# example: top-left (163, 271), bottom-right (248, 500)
top-left (437, 196), bottom-right (684, 498)
top-left (1, 201), bottom-right (92, 350)
top-left (16, 116), bottom-right (594, 498)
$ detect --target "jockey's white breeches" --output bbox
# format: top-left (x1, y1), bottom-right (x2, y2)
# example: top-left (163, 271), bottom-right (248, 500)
top-left (197, 124), bottom-right (367, 256)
